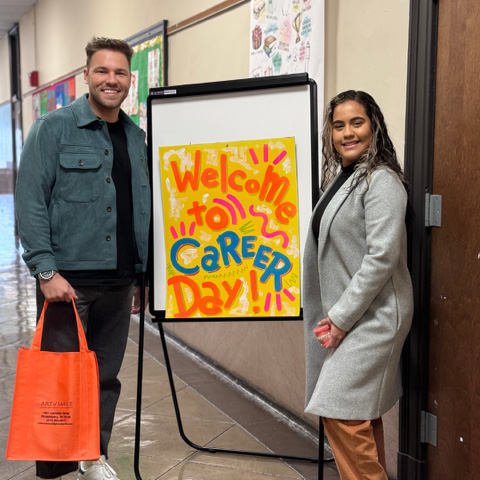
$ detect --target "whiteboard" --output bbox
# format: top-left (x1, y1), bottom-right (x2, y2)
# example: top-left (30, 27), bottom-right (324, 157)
top-left (147, 74), bottom-right (319, 319)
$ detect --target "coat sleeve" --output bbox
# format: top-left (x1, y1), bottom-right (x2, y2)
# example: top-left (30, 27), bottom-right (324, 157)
top-left (327, 169), bottom-right (408, 332)
top-left (15, 118), bottom-right (59, 276)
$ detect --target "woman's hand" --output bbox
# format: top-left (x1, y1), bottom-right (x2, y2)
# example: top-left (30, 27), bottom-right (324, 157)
top-left (131, 286), bottom-right (149, 314)
top-left (317, 317), bottom-right (347, 349)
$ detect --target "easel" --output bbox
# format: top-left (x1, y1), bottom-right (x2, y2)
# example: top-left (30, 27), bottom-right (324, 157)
top-left (134, 74), bottom-right (331, 479)
top-left (133, 290), bottom-right (328, 479)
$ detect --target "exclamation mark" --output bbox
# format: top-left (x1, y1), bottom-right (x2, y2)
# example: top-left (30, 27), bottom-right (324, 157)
top-left (250, 270), bottom-right (261, 314)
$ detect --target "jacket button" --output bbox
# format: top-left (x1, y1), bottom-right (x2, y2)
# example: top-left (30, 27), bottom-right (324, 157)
top-left (78, 160), bottom-right (84, 166)
top-left (31, 266), bottom-right (37, 271)
top-left (107, 206), bottom-right (112, 212)
top-left (106, 178), bottom-right (111, 183)
top-left (104, 149), bottom-right (109, 155)
top-left (106, 236), bottom-right (111, 242)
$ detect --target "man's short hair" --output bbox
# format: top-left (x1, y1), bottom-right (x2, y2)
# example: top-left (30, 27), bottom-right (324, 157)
top-left (85, 37), bottom-right (134, 69)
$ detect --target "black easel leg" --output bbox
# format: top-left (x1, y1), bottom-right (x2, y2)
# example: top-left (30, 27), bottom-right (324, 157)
top-left (134, 275), bottom-right (146, 480)
top-left (318, 416), bottom-right (324, 480)
top-left (157, 322), bottom-right (201, 449)
top-left (156, 322), bottom-right (319, 462)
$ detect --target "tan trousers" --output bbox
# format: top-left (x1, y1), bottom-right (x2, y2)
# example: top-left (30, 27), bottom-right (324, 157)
top-left (323, 417), bottom-right (387, 480)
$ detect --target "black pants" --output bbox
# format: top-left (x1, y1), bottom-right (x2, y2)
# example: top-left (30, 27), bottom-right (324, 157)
top-left (35, 283), bottom-right (133, 479)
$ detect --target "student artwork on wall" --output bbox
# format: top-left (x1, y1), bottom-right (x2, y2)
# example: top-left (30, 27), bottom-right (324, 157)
top-left (32, 76), bottom-right (76, 120)
top-left (249, 0), bottom-right (324, 84)
top-left (158, 137), bottom-right (301, 319)
top-left (123, 21), bottom-right (167, 133)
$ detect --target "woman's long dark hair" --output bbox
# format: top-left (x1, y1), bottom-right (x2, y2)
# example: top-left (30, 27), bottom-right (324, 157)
top-left (321, 90), bottom-right (409, 194)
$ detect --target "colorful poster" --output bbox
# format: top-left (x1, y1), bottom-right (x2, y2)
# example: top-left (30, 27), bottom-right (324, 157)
top-left (32, 76), bottom-right (76, 120)
top-left (249, 0), bottom-right (324, 81)
top-left (122, 70), bottom-right (139, 116)
top-left (122, 34), bottom-right (165, 132)
top-left (159, 138), bottom-right (300, 319)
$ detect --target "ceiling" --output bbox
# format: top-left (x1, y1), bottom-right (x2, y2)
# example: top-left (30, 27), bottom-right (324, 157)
top-left (0, 0), bottom-right (38, 41)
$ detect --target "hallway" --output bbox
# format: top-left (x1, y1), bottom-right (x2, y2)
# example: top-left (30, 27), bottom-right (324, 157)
top-left (0, 193), bottom-right (338, 479)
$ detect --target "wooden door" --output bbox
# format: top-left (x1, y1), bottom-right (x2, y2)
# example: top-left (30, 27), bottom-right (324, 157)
top-left (428, 1), bottom-right (480, 478)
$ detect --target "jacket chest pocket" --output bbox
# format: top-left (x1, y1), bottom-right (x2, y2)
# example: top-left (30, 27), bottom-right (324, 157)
top-left (59, 152), bottom-right (103, 202)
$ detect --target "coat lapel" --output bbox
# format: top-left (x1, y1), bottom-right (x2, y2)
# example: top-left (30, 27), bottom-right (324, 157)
top-left (317, 173), bottom-right (356, 259)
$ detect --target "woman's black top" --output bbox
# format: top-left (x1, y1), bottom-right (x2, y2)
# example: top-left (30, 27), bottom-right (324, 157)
top-left (311, 161), bottom-right (357, 240)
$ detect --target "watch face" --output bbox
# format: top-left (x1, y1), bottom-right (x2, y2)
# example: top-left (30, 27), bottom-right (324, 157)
top-left (39, 270), bottom-right (55, 280)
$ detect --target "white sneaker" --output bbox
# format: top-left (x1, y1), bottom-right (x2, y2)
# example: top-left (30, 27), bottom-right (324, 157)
top-left (77, 456), bottom-right (119, 479)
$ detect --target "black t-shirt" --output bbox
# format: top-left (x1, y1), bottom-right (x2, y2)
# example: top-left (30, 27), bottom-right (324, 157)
top-left (311, 161), bottom-right (357, 240)
top-left (61, 120), bottom-right (138, 286)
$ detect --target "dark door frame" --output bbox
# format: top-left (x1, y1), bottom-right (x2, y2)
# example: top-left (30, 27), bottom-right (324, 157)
top-left (399, 1), bottom-right (439, 479)
top-left (9, 23), bottom-right (22, 197)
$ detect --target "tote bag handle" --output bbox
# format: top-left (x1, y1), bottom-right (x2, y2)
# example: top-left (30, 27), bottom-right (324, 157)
top-left (31, 300), bottom-right (88, 352)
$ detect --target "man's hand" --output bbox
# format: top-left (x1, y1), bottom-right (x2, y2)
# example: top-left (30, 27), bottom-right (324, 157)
top-left (39, 273), bottom-right (77, 302)
top-left (131, 286), bottom-right (149, 314)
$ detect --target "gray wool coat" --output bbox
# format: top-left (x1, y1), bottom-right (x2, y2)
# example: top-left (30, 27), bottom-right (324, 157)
top-left (303, 167), bottom-right (413, 420)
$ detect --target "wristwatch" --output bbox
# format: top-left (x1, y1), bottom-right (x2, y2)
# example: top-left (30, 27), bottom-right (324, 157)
top-left (36, 270), bottom-right (57, 281)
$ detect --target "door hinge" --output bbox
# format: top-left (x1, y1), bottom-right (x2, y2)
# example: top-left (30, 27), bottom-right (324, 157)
top-left (421, 410), bottom-right (437, 446)
top-left (425, 193), bottom-right (442, 227)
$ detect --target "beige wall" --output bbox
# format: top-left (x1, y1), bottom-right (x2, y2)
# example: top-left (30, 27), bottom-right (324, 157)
top-left (14, 0), bottom-right (250, 134)
top-left (0, 1), bottom-right (410, 477)
top-left (1, 0), bottom-right (409, 160)
top-left (0, 36), bottom-right (11, 103)
top-left (324, 0), bottom-right (410, 164)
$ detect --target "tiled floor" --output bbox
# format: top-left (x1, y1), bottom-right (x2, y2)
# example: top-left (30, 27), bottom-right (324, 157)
top-left (0, 193), bottom-right (339, 480)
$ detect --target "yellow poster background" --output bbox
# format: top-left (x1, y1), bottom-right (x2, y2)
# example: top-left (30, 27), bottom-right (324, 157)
top-left (159, 137), bottom-right (300, 318)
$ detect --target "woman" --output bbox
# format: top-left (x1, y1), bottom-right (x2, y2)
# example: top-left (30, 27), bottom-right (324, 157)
top-left (303, 90), bottom-right (413, 479)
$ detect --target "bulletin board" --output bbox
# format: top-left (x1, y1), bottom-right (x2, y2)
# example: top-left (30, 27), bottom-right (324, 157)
top-left (124, 21), bottom-right (167, 132)
top-left (148, 73), bottom-right (319, 321)
top-left (32, 76), bottom-right (76, 120)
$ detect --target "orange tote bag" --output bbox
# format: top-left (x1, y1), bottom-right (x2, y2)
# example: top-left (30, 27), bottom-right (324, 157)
top-left (6, 300), bottom-right (100, 461)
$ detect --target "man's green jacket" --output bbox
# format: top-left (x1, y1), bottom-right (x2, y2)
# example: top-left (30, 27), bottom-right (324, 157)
top-left (16, 94), bottom-right (151, 277)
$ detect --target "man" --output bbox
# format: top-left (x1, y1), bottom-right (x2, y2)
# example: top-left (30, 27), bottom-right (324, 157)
top-left (15, 37), bottom-right (150, 480)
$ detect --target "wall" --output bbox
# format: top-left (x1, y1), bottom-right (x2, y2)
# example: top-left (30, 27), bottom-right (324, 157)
top-left (324, 1), bottom-right (409, 163)
top-left (0, 0), bottom-right (410, 477)
top-left (15, 0), bottom-right (250, 134)
top-left (3, 1), bottom-right (410, 160)
top-left (0, 37), bottom-right (10, 102)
